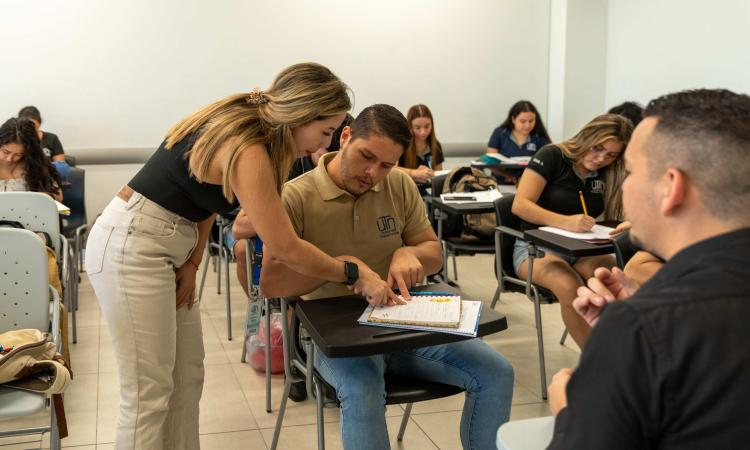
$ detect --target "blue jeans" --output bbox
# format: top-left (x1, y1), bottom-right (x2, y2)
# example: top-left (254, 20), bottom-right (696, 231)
top-left (314, 339), bottom-right (514, 450)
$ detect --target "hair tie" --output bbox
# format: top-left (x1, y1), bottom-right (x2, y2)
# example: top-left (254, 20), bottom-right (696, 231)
top-left (247, 88), bottom-right (268, 105)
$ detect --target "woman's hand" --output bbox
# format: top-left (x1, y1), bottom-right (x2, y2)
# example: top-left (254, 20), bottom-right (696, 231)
top-left (564, 214), bottom-right (596, 232)
top-left (175, 261), bottom-right (199, 310)
top-left (609, 220), bottom-right (632, 236)
top-left (410, 165), bottom-right (434, 184)
top-left (348, 261), bottom-right (405, 306)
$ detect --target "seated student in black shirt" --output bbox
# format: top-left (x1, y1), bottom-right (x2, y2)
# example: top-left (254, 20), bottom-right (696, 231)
top-left (18, 106), bottom-right (70, 180)
top-left (547, 88), bottom-right (750, 450)
top-left (511, 114), bottom-right (632, 348)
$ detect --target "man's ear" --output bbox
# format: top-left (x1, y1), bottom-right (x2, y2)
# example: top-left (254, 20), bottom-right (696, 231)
top-left (339, 126), bottom-right (352, 150)
top-left (659, 167), bottom-right (687, 217)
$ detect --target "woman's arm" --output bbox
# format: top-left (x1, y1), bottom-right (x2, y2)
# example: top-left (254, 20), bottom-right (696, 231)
top-left (512, 170), bottom-right (594, 232)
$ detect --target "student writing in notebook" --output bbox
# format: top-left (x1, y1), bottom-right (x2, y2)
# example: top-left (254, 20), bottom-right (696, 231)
top-left (0, 117), bottom-right (63, 201)
top-left (260, 104), bottom-right (513, 450)
top-left (511, 114), bottom-right (632, 348)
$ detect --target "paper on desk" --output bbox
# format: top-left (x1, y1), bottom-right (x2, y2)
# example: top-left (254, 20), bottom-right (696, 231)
top-left (368, 295), bottom-right (461, 327)
top-left (539, 224), bottom-right (615, 241)
top-left (434, 169), bottom-right (451, 177)
top-left (358, 300), bottom-right (482, 337)
top-left (440, 189), bottom-right (503, 204)
top-left (55, 200), bottom-right (70, 216)
top-left (483, 154), bottom-right (531, 164)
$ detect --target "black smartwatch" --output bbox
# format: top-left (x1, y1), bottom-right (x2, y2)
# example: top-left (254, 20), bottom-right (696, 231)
top-left (342, 260), bottom-right (359, 286)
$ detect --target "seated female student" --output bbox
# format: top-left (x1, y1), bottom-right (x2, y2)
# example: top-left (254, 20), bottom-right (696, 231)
top-left (512, 113), bottom-right (632, 348)
top-left (487, 100), bottom-right (551, 184)
top-left (18, 105), bottom-right (71, 181)
top-left (0, 117), bottom-right (63, 201)
top-left (397, 104), bottom-right (444, 187)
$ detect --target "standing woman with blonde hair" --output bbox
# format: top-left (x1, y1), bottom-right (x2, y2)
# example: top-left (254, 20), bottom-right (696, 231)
top-left (85, 63), bottom-right (398, 450)
top-left (398, 104), bottom-right (444, 185)
top-left (511, 114), bottom-right (632, 348)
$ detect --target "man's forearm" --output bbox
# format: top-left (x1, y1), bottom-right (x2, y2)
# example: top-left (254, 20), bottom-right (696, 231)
top-left (409, 241), bottom-right (443, 276)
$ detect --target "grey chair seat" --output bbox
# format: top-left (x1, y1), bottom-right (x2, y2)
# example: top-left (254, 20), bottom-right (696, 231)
top-left (0, 388), bottom-right (46, 420)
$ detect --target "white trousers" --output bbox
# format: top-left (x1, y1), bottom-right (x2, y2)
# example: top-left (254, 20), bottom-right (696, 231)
top-left (86, 193), bottom-right (202, 450)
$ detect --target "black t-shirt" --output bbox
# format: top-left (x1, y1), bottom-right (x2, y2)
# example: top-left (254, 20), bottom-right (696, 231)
top-left (40, 132), bottom-right (64, 159)
top-left (128, 133), bottom-right (239, 222)
top-left (523, 144), bottom-right (605, 229)
top-left (549, 228), bottom-right (750, 449)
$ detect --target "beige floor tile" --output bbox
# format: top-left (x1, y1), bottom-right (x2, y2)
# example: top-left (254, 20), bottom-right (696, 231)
top-left (200, 364), bottom-right (258, 433)
top-left (95, 372), bottom-right (118, 444)
top-left (509, 402), bottom-right (553, 421)
top-left (59, 373), bottom-right (99, 447)
top-left (259, 414), bottom-right (437, 450)
top-left (199, 430), bottom-right (267, 450)
top-left (410, 411), bottom-right (463, 450)
top-left (68, 325), bottom-right (100, 375)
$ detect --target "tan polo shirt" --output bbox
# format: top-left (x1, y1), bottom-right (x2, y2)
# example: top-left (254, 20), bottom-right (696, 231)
top-left (281, 151), bottom-right (431, 300)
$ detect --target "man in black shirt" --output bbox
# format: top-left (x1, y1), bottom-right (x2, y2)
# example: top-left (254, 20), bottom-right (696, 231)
top-left (546, 89), bottom-right (750, 449)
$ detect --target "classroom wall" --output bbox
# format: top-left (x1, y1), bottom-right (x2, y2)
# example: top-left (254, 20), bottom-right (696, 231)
top-left (605, 0), bottom-right (750, 107)
top-left (563, 0), bottom-right (608, 138)
top-left (0, 0), bottom-right (551, 150)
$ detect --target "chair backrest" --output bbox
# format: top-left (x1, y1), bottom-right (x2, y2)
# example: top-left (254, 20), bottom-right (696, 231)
top-left (62, 166), bottom-right (86, 234)
top-left (0, 192), bottom-right (61, 255)
top-left (494, 195), bottom-right (521, 277)
top-left (0, 228), bottom-right (51, 331)
top-left (612, 230), bottom-right (640, 269)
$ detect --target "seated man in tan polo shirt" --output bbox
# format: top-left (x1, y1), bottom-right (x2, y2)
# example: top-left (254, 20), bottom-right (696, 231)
top-left (261, 104), bottom-right (513, 450)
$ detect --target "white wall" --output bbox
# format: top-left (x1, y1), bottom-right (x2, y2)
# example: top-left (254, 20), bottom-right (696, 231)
top-left (563, 0), bottom-right (608, 138)
top-left (606, 0), bottom-right (750, 107)
top-left (0, 0), bottom-right (551, 150)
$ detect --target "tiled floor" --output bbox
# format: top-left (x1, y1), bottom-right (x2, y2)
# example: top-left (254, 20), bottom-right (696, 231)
top-left (1, 253), bottom-right (581, 449)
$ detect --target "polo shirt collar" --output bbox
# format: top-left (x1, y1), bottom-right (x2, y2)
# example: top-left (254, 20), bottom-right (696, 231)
top-left (313, 152), bottom-right (383, 201)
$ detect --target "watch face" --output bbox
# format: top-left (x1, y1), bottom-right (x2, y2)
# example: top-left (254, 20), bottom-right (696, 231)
top-left (344, 261), bottom-right (359, 285)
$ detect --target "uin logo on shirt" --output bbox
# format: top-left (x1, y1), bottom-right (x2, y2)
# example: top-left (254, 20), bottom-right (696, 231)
top-left (376, 215), bottom-right (398, 237)
top-left (526, 142), bottom-right (537, 152)
top-left (590, 180), bottom-right (606, 194)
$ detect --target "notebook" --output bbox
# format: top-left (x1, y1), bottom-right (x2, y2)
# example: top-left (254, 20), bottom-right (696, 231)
top-left (358, 300), bottom-right (482, 337)
top-left (55, 200), bottom-right (70, 216)
top-left (367, 295), bottom-right (462, 328)
top-left (538, 225), bottom-right (615, 243)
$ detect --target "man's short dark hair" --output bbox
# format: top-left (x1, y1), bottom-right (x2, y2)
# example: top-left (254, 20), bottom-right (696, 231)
top-left (349, 104), bottom-right (411, 151)
top-left (643, 88), bottom-right (750, 222)
top-left (18, 106), bottom-right (42, 124)
top-left (608, 101), bottom-right (643, 127)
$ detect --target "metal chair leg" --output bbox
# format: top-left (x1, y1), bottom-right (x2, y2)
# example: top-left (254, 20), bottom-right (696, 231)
top-left (223, 245), bottom-right (232, 341)
top-left (197, 240), bottom-right (210, 302)
top-left (270, 377), bottom-right (293, 450)
top-left (265, 297), bottom-right (272, 413)
top-left (452, 254), bottom-right (458, 280)
top-left (490, 285), bottom-right (501, 310)
top-left (531, 286), bottom-right (548, 400)
top-left (315, 380), bottom-right (326, 450)
top-left (397, 403), bottom-right (413, 441)
top-left (559, 329), bottom-right (568, 346)
top-left (216, 221), bottom-right (223, 295)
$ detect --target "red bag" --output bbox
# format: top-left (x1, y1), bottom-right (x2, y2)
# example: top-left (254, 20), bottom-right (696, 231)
top-left (246, 313), bottom-right (284, 374)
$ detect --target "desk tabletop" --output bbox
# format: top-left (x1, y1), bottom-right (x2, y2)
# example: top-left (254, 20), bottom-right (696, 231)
top-left (295, 283), bottom-right (507, 358)
top-left (522, 228), bottom-right (614, 257)
top-left (431, 198), bottom-right (496, 215)
top-left (471, 161), bottom-right (528, 170)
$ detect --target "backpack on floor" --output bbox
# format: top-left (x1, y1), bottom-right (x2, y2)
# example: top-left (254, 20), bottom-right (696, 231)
top-left (442, 167), bottom-right (498, 239)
